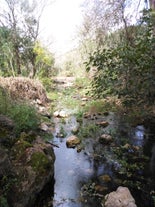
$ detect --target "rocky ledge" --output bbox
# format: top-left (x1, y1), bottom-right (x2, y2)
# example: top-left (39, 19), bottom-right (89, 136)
top-left (0, 115), bottom-right (55, 207)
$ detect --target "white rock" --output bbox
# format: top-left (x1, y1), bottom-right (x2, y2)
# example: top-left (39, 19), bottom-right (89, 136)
top-left (104, 186), bottom-right (137, 207)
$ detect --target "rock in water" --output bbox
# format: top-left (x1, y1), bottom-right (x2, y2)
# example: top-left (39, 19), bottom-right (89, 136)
top-left (104, 186), bottom-right (137, 207)
top-left (66, 135), bottom-right (81, 148)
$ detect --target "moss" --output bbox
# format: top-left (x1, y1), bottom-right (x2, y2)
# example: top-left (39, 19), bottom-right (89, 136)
top-left (12, 140), bottom-right (32, 160)
top-left (19, 132), bottom-right (36, 143)
top-left (30, 152), bottom-right (51, 174)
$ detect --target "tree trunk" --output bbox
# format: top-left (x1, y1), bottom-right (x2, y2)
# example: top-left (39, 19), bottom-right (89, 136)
top-left (29, 53), bottom-right (36, 78)
top-left (14, 45), bottom-right (21, 75)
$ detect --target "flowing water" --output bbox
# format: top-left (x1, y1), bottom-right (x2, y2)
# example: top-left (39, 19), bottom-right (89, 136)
top-left (52, 115), bottom-right (100, 207)
top-left (48, 111), bottom-right (155, 207)
top-left (46, 78), bottom-right (155, 207)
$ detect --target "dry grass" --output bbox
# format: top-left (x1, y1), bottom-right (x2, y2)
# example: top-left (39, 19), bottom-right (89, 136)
top-left (0, 77), bottom-right (49, 105)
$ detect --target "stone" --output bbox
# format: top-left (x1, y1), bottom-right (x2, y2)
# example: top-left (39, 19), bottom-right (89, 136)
top-left (81, 103), bottom-right (86, 106)
top-left (104, 186), bottom-right (137, 207)
top-left (83, 112), bottom-right (91, 119)
top-left (66, 135), bottom-right (81, 148)
top-left (77, 144), bottom-right (84, 153)
top-left (53, 111), bottom-right (59, 117)
top-left (81, 97), bottom-right (88, 101)
top-left (8, 137), bottom-right (55, 207)
top-left (99, 134), bottom-right (113, 144)
top-left (53, 110), bottom-right (68, 118)
top-left (40, 123), bottom-right (49, 131)
top-left (96, 121), bottom-right (109, 127)
top-left (122, 143), bottom-right (131, 149)
top-left (71, 126), bottom-right (79, 134)
top-left (98, 174), bottom-right (112, 184)
top-left (59, 110), bottom-right (68, 118)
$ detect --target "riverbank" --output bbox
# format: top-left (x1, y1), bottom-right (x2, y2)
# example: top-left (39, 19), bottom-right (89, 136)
top-left (0, 77), bottom-right (55, 207)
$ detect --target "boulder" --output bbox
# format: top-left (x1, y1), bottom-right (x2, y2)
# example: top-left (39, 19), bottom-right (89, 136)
top-left (104, 186), bottom-right (137, 207)
top-left (9, 137), bottom-right (55, 207)
top-left (66, 135), bottom-right (81, 148)
top-left (53, 110), bottom-right (68, 118)
top-left (99, 134), bottom-right (113, 144)
top-left (96, 121), bottom-right (109, 127)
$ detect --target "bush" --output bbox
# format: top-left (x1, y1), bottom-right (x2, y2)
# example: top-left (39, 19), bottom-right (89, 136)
top-left (8, 102), bottom-right (39, 134)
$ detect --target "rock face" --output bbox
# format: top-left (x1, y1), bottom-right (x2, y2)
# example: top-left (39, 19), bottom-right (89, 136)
top-left (9, 137), bottom-right (55, 207)
top-left (104, 186), bottom-right (137, 207)
top-left (0, 147), bottom-right (12, 177)
top-left (66, 135), bottom-right (81, 148)
top-left (0, 118), bottom-right (55, 207)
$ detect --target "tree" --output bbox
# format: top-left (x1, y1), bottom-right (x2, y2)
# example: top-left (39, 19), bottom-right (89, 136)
top-left (78, 0), bottom-right (142, 64)
top-left (85, 8), bottom-right (155, 107)
top-left (0, 0), bottom-right (53, 77)
top-left (0, 26), bottom-right (16, 76)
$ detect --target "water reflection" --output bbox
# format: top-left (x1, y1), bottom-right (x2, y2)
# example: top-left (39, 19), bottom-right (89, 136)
top-left (53, 139), bottom-right (95, 207)
top-left (130, 125), bottom-right (145, 146)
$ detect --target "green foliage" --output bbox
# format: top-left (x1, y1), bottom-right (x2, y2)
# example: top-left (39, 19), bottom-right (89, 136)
top-left (0, 196), bottom-right (9, 207)
top-left (30, 152), bottom-right (51, 173)
top-left (113, 145), bottom-right (150, 191)
top-left (76, 110), bottom-right (84, 123)
top-left (0, 83), bottom-right (40, 135)
top-left (77, 123), bottom-right (101, 139)
top-left (40, 77), bottom-right (53, 92)
top-left (1, 175), bottom-right (17, 198)
top-left (8, 102), bottom-right (39, 134)
top-left (59, 126), bottom-right (67, 138)
top-left (34, 41), bottom-right (55, 78)
top-left (86, 11), bottom-right (155, 107)
top-left (85, 99), bottom-right (110, 113)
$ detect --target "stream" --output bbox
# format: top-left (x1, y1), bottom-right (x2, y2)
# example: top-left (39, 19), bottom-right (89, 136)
top-left (52, 114), bottom-right (98, 207)
top-left (48, 111), bottom-right (155, 207)
top-left (45, 77), bottom-right (155, 207)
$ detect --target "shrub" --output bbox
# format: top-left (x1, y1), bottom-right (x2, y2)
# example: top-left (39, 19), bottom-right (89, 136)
top-left (8, 102), bottom-right (39, 134)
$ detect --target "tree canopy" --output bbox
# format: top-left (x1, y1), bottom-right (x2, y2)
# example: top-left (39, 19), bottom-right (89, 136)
top-left (79, 0), bottom-right (155, 107)
top-left (0, 0), bottom-right (55, 78)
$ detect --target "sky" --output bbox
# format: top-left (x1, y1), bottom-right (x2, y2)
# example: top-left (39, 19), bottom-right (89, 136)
top-left (39, 0), bottom-right (146, 56)
top-left (39, 0), bottom-right (84, 56)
